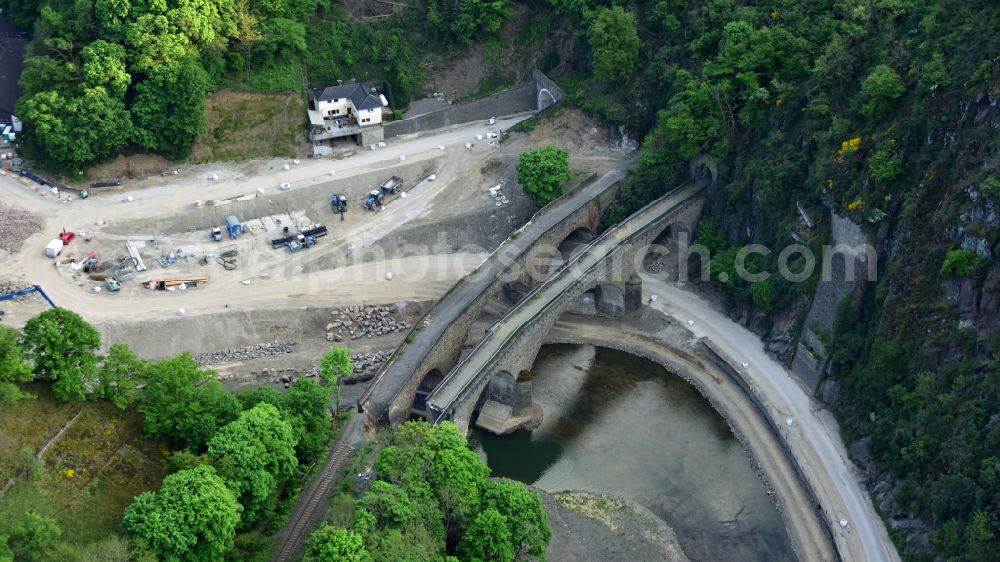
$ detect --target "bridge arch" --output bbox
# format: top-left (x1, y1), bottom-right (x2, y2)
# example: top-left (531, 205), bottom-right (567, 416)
top-left (538, 88), bottom-right (557, 110)
top-left (557, 227), bottom-right (594, 262)
top-left (412, 368), bottom-right (445, 418)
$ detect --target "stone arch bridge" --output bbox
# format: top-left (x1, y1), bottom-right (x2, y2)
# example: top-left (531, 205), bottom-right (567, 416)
top-left (357, 167), bottom-right (705, 433)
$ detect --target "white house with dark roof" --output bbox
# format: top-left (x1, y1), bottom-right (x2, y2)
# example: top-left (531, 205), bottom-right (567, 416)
top-left (311, 82), bottom-right (386, 125)
top-left (307, 82), bottom-right (389, 151)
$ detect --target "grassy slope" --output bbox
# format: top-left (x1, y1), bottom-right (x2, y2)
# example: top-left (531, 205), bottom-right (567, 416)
top-left (0, 384), bottom-right (165, 547)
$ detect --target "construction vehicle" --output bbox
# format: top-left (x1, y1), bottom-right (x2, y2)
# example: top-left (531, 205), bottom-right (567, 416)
top-left (379, 175), bottom-right (403, 195)
top-left (271, 224), bottom-right (328, 249)
top-left (364, 190), bottom-right (385, 210)
top-left (287, 234), bottom-right (318, 253)
top-left (0, 285), bottom-right (56, 308)
top-left (211, 227), bottom-right (223, 241)
top-left (106, 277), bottom-right (121, 292)
top-left (331, 194), bottom-right (348, 219)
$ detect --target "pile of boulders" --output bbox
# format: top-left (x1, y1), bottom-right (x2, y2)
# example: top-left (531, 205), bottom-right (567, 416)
top-left (237, 350), bottom-right (390, 387)
top-left (0, 208), bottom-right (42, 254)
top-left (195, 340), bottom-right (295, 365)
top-left (343, 351), bottom-right (391, 383)
top-left (0, 279), bottom-right (34, 296)
top-left (325, 305), bottom-right (410, 342)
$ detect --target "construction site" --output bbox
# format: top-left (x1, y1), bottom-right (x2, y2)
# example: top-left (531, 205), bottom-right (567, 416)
top-left (0, 110), bottom-right (625, 396)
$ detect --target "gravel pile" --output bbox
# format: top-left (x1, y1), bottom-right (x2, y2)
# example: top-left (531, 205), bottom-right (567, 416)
top-left (0, 208), bottom-right (42, 254)
top-left (325, 305), bottom-right (410, 342)
top-left (344, 351), bottom-right (391, 382)
top-left (0, 279), bottom-right (34, 295)
top-left (195, 340), bottom-right (295, 365)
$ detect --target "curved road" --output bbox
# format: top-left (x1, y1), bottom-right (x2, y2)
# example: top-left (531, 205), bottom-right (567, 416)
top-left (643, 279), bottom-right (899, 562)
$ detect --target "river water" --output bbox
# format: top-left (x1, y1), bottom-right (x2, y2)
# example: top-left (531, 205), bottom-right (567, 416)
top-left (470, 344), bottom-right (795, 562)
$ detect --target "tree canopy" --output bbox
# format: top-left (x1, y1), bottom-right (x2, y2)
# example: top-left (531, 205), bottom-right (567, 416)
top-left (139, 353), bottom-right (240, 451)
top-left (517, 146), bottom-right (572, 206)
top-left (587, 7), bottom-right (641, 82)
top-left (0, 325), bottom-right (33, 404)
top-left (308, 420), bottom-right (550, 560)
top-left (122, 464), bottom-right (242, 561)
top-left (20, 308), bottom-right (101, 401)
top-left (207, 403), bottom-right (298, 526)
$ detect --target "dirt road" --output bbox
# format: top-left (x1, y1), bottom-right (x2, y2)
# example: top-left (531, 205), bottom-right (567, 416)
top-left (2, 117), bottom-right (532, 323)
top-left (644, 279), bottom-right (899, 562)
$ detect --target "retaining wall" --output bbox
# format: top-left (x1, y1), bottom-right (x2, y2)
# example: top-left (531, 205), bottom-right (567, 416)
top-left (384, 85), bottom-right (537, 138)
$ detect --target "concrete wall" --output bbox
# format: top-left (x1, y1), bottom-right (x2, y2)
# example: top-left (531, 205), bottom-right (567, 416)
top-left (384, 85), bottom-right (537, 138)
top-left (532, 69), bottom-right (565, 111)
top-left (790, 212), bottom-right (871, 390)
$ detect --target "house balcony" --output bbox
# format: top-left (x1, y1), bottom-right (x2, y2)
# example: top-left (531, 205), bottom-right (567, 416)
top-left (310, 121), bottom-right (365, 142)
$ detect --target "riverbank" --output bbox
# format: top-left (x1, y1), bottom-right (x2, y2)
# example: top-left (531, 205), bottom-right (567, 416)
top-left (540, 489), bottom-right (690, 562)
top-left (545, 312), bottom-right (838, 561)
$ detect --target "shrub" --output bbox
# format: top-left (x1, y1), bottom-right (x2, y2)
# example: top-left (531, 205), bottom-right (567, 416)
top-left (940, 249), bottom-right (980, 277)
top-left (860, 65), bottom-right (905, 121)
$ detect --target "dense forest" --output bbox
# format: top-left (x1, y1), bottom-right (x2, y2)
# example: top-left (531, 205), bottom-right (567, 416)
top-left (3, 0), bottom-right (1000, 560)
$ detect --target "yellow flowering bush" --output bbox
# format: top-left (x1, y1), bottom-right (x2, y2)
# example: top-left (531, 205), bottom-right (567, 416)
top-left (846, 200), bottom-right (864, 211)
top-left (838, 136), bottom-right (862, 162)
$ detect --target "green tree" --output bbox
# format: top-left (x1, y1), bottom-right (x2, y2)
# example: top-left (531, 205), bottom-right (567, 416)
top-left (207, 403), bottom-right (298, 526)
top-left (94, 0), bottom-right (132, 39)
top-left (20, 308), bottom-right (101, 401)
top-left (457, 508), bottom-right (515, 562)
top-left (860, 64), bottom-right (905, 121)
top-left (483, 480), bottom-right (550, 560)
top-left (0, 325), bottom-right (33, 403)
top-left (9, 512), bottom-right (60, 562)
top-left (125, 14), bottom-right (193, 75)
top-left (122, 465), bottom-right (242, 561)
top-left (81, 39), bottom-right (131, 98)
top-left (139, 353), bottom-right (240, 451)
top-left (19, 56), bottom-right (79, 96)
top-left (131, 57), bottom-right (212, 159)
top-left (18, 86), bottom-right (132, 168)
top-left (95, 343), bottom-right (145, 409)
top-left (0, 534), bottom-right (11, 562)
top-left (869, 146), bottom-right (904, 185)
top-left (281, 378), bottom-right (333, 463)
top-left (320, 346), bottom-right (351, 411)
top-left (517, 146), bottom-right (571, 206)
top-left (586, 6), bottom-right (640, 82)
top-left (304, 526), bottom-right (371, 562)
top-left (427, 0), bottom-right (511, 44)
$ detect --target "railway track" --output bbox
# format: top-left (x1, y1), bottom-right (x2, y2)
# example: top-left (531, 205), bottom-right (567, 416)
top-left (272, 415), bottom-right (361, 562)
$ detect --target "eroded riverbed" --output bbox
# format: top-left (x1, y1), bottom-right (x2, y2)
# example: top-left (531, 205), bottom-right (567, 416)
top-left (471, 344), bottom-right (795, 562)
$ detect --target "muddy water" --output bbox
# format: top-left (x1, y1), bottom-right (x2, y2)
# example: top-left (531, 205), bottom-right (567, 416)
top-left (471, 344), bottom-right (795, 562)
